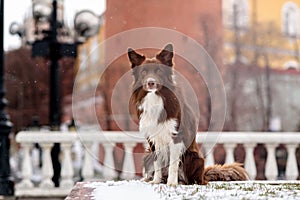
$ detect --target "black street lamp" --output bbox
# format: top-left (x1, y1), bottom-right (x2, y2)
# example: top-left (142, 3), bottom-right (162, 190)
top-left (30, 0), bottom-right (100, 131)
top-left (0, 0), bottom-right (14, 196)
top-left (33, 0), bottom-right (62, 131)
top-left (10, 0), bottom-right (100, 187)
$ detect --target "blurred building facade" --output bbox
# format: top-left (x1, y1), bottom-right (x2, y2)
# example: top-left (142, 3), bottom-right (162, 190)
top-left (223, 0), bottom-right (300, 70)
top-left (222, 0), bottom-right (300, 131)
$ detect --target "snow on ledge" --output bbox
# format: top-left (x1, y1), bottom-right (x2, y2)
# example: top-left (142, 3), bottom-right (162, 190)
top-left (66, 180), bottom-right (300, 200)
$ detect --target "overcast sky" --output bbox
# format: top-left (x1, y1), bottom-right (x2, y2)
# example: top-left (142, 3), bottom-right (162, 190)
top-left (4, 0), bottom-right (106, 51)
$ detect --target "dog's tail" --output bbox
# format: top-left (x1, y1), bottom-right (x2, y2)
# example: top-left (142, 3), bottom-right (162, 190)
top-left (203, 163), bottom-right (249, 182)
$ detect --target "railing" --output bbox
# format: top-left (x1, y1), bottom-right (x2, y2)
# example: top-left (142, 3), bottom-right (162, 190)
top-left (15, 131), bottom-right (300, 197)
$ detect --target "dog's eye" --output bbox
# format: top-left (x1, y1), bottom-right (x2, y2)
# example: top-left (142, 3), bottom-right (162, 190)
top-left (156, 69), bottom-right (162, 74)
top-left (141, 70), bottom-right (147, 76)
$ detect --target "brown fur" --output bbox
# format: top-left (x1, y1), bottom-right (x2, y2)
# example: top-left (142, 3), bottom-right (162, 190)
top-left (204, 163), bottom-right (249, 182)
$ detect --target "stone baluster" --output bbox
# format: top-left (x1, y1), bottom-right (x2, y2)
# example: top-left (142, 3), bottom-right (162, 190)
top-left (82, 142), bottom-right (94, 181)
top-left (121, 143), bottom-right (136, 179)
top-left (40, 143), bottom-right (54, 188)
top-left (244, 143), bottom-right (256, 180)
top-left (265, 144), bottom-right (278, 180)
top-left (285, 144), bottom-right (298, 180)
top-left (102, 142), bottom-right (117, 179)
top-left (203, 144), bottom-right (215, 166)
top-left (16, 143), bottom-right (34, 189)
top-left (60, 142), bottom-right (74, 188)
top-left (224, 143), bottom-right (236, 164)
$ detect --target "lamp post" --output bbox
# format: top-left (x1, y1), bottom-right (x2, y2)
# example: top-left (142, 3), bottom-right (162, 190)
top-left (30, 0), bottom-right (100, 131)
top-left (10, 0), bottom-right (100, 187)
top-left (0, 0), bottom-right (14, 196)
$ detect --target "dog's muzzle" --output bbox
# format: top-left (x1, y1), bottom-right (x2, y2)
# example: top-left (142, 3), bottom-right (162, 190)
top-left (144, 78), bottom-right (158, 92)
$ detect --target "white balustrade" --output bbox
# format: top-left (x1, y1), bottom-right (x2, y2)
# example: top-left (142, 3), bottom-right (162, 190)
top-left (15, 132), bottom-right (77, 197)
top-left (15, 131), bottom-right (300, 197)
top-left (203, 143), bottom-right (215, 166)
top-left (16, 143), bottom-right (34, 189)
top-left (60, 142), bottom-right (74, 188)
top-left (81, 142), bottom-right (94, 181)
top-left (224, 143), bottom-right (236, 164)
top-left (39, 143), bottom-right (54, 188)
top-left (121, 142), bottom-right (137, 179)
top-left (285, 144), bottom-right (299, 180)
top-left (102, 142), bottom-right (117, 180)
top-left (265, 144), bottom-right (278, 180)
top-left (244, 143), bottom-right (257, 180)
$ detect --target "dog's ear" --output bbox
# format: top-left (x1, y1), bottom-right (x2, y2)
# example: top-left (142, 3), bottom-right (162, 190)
top-left (156, 43), bottom-right (173, 67)
top-left (128, 48), bottom-right (146, 68)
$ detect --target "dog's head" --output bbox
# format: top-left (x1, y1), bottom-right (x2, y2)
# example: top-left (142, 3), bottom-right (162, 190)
top-left (128, 44), bottom-right (174, 92)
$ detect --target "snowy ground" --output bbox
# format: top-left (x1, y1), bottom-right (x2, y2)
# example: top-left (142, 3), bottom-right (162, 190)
top-left (82, 180), bottom-right (300, 200)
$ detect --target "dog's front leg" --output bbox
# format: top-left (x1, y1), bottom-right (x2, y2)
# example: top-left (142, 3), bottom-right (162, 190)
top-left (167, 142), bottom-right (185, 186)
top-left (150, 157), bottom-right (162, 184)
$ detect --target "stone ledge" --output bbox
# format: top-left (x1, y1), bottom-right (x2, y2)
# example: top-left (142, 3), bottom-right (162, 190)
top-left (65, 180), bottom-right (300, 200)
top-left (16, 188), bottom-right (72, 198)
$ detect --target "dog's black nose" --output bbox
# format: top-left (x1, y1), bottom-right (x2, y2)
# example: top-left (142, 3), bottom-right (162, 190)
top-left (148, 80), bottom-right (155, 87)
top-left (145, 78), bottom-right (158, 91)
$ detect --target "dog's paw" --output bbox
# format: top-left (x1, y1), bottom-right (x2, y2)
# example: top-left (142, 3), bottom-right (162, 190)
top-left (149, 178), bottom-right (161, 184)
top-left (167, 176), bottom-right (178, 187)
top-left (141, 177), bottom-right (152, 182)
top-left (167, 181), bottom-right (178, 187)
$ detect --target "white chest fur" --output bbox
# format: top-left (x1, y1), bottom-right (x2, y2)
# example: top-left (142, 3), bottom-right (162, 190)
top-left (139, 92), bottom-right (178, 152)
top-left (139, 92), bottom-right (185, 186)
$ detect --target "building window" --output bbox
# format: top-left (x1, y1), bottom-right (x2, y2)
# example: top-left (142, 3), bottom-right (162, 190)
top-left (282, 2), bottom-right (300, 37)
top-left (227, 0), bottom-right (249, 29)
top-left (283, 60), bottom-right (300, 70)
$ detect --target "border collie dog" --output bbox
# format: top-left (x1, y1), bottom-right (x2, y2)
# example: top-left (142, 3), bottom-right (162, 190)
top-left (128, 44), bottom-right (249, 186)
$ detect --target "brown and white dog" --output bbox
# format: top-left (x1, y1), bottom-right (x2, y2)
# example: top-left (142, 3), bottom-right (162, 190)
top-left (128, 44), bottom-right (249, 186)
